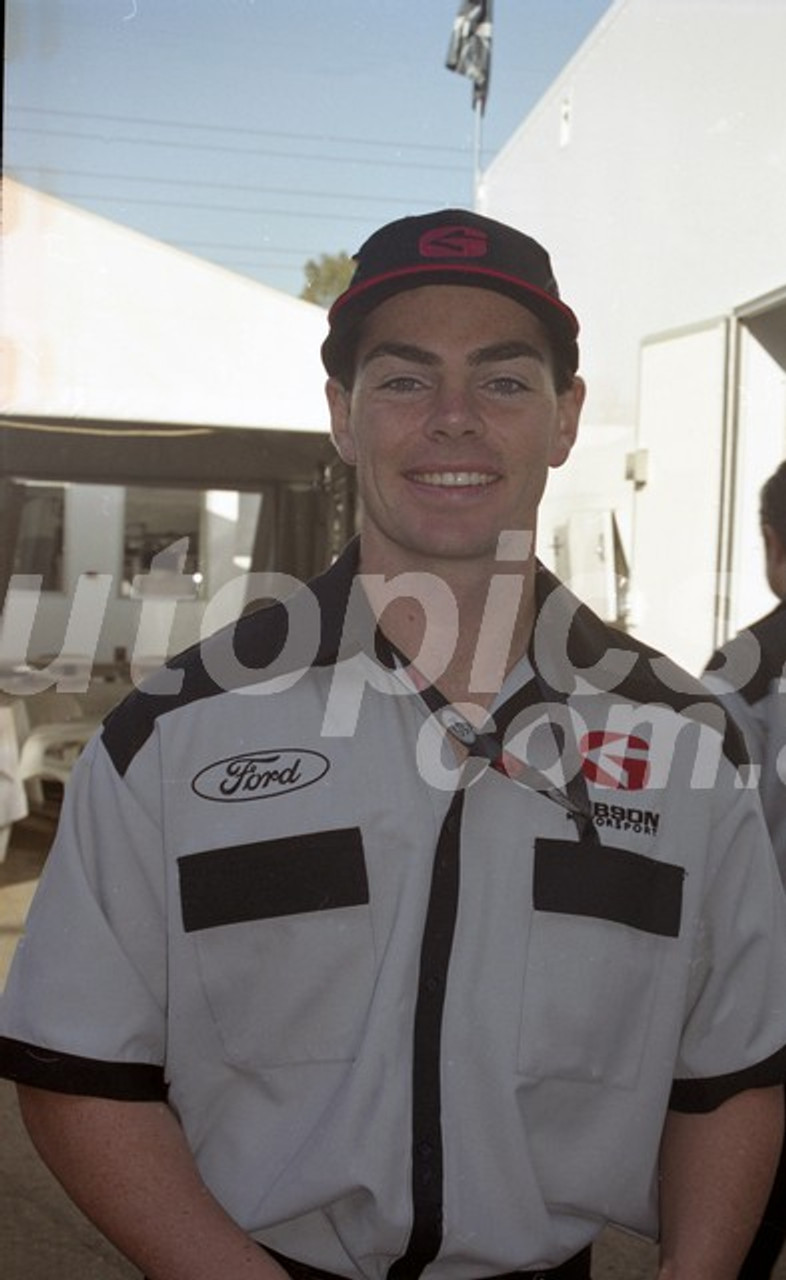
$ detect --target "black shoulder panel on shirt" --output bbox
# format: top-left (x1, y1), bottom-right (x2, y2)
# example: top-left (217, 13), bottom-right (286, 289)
top-left (102, 540), bottom-right (362, 777)
top-left (0, 1036), bottom-right (168, 1100)
top-left (534, 564), bottom-right (750, 771)
top-left (101, 602), bottom-right (288, 777)
top-left (706, 602), bottom-right (786, 709)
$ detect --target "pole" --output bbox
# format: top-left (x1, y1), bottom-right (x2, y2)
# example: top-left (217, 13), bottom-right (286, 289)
top-left (473, 97), bottom-right (483, 208)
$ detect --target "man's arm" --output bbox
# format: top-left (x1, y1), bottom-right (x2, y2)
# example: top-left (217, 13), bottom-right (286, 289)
top-left (17, 1086), bottom-right (289, 1280)
top-left (657, 1085), bottom-right (784, 1280)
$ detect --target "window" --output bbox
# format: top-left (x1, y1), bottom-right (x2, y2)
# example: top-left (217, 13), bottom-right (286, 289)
top-left (122, 487), bottom-right (202, 598)
top-left (11, 482), bottom-right (65, 591)
top-left (120, 485), bottom-right (263, 599)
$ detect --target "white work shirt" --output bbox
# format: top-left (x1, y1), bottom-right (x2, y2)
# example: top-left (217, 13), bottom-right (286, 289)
top-left (3, 542), bottom-right (786, 1280)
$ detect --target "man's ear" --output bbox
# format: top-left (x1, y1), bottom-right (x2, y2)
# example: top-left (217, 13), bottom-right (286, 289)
top-left (763, 522), bottom-right (786, 599)
top-left (549, 375), bottom-right (586, 469)
top-left (326, 377), bottom-right (356, 466)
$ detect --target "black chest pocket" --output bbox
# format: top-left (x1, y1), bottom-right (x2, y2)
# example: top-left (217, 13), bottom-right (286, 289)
top-left (179, 828), bottom-right (376, 1068)
top-left (518, 838), bottom-right (684, 1086)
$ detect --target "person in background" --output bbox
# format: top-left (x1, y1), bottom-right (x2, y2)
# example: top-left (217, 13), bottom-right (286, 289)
top-left (704, 458), bottom-right (786, 1278)
top-left (2, 210), bottom-right (786, 1280)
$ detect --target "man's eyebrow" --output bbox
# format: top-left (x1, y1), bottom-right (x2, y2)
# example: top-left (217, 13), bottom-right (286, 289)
top-left (359, 339), bottom-right (547, 370)
top-left (468, 341), bottom-right (546, 366)
top-left (360, 341), bottom-right (441, 368)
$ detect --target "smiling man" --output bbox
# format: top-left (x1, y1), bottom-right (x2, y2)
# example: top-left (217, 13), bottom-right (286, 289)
top-left (2, 210), bottom-right (786, 1280)
top-left (325, 281), bottom-right (582, 711)
top-left (327, 294), bottom-right (581, 568)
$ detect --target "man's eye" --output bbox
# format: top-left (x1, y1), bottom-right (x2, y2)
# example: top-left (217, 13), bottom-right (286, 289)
top-left (379, 375), bottom-right (424, 391)
top-left (485, 376), bottom-right (528, 395)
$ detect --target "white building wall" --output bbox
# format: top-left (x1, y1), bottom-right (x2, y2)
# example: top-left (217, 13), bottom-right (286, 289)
top-left (482, 0), bottom-right (786, 669)
top-left (2, 178), bottom-right (330, 431)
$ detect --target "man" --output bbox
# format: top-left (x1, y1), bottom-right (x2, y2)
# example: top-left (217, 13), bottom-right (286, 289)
top-left (704, 461), bottom-right (786, 884)
top-left (2, 209), bottom-right (786, 1280)
top-left (703, 458), bottom-right (786, 1278)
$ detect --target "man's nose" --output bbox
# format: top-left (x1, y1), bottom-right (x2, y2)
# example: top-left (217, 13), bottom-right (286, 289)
top-left (426, 384), bottom-right (482, 438)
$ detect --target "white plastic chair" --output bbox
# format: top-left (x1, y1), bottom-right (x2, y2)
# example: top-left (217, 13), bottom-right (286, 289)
top-left (0, 704), bottom-right (29, 862)
top-left (13, 695), bottom-right (99, 811)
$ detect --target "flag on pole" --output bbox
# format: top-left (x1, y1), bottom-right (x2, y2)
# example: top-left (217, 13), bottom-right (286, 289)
top-left (445, 1), bottom-right (493, 115)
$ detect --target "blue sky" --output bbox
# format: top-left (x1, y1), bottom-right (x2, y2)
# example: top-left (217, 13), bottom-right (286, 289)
top-left (5, 0), bottom-right (613, 296)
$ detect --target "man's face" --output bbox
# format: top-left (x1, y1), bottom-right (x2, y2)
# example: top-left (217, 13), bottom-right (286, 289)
top-left (327, 284), bottom-right (584, 575)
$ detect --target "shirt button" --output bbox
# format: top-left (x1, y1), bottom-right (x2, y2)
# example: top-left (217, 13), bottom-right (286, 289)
top-left (425, 975), bottom-right (441, 993)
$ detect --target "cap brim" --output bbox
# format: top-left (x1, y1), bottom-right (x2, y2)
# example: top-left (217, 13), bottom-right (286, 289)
top-left (321, 266), bottom-right (579, 378)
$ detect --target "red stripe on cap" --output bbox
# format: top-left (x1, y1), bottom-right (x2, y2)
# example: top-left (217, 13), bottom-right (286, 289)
top-left (328, 263), bottom-right (578, 334)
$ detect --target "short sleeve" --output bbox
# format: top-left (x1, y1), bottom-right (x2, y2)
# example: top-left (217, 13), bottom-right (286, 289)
top-left (671, 773), bottom-right (786, 1110)
top-left (0, 728), bottom-right (169, 1097)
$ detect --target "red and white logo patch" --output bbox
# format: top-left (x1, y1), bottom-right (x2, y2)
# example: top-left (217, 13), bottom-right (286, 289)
top-left (579, 731), bottom-right (650, 790)
top-left (418, 225), bottom-right (488, 259)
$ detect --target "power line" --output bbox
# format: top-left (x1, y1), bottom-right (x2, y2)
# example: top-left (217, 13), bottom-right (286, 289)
top-left (10, 164), bottom-right (442, 207)
top-left (10, 189), bottom-right (406, 224)
top-left (6, 105), bottom-right (476, 292)
top-left (8, 122), bottom-right (469, 175)
top-left (10, 103), bottom-right (472, 158)
top-left (177, 243), bottom-right (324, 258)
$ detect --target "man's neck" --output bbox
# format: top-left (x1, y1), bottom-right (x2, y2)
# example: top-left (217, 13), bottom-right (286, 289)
top-left (357, 543), bottom-right (538, 718)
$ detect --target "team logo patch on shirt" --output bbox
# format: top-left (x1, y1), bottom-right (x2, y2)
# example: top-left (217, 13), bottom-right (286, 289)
top-left (192, 749), bottom-right (329, 801)
top-left (579, 731), bottom-right (651, 790)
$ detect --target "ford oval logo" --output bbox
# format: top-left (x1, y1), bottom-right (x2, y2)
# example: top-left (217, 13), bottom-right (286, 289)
top-left (192, 749), bottom-right (329, 801)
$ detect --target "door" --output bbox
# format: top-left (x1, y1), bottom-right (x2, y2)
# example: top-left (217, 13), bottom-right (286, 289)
top-left (629, 321), bottom-right (728, 675)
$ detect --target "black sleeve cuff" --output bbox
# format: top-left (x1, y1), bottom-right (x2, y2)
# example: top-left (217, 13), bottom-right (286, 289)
top-left (670, 1044), bottom-right (786, 1113)
top-left (0, 1036), bottom-right (167, 1100)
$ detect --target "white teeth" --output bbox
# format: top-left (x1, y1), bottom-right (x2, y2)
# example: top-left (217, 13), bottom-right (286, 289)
top-left (413, 471), bottom-right (495, 487)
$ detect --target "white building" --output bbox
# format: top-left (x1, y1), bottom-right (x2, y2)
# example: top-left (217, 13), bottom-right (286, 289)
top-left (481, 0), bottom-right (786, 673)
top-left (1, 179), bottom-right (350, 672)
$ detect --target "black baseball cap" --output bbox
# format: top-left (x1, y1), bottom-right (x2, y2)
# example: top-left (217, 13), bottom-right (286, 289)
top-left (321, 208), bottom-right (580, 382)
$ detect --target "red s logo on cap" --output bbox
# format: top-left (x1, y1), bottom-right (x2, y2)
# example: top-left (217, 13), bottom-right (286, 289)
top-left (418, 226), bottom-right (488, 259)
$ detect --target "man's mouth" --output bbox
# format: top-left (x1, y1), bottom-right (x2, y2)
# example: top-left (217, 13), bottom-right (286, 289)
top-left (408, 471), bottom-right (498, 488)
